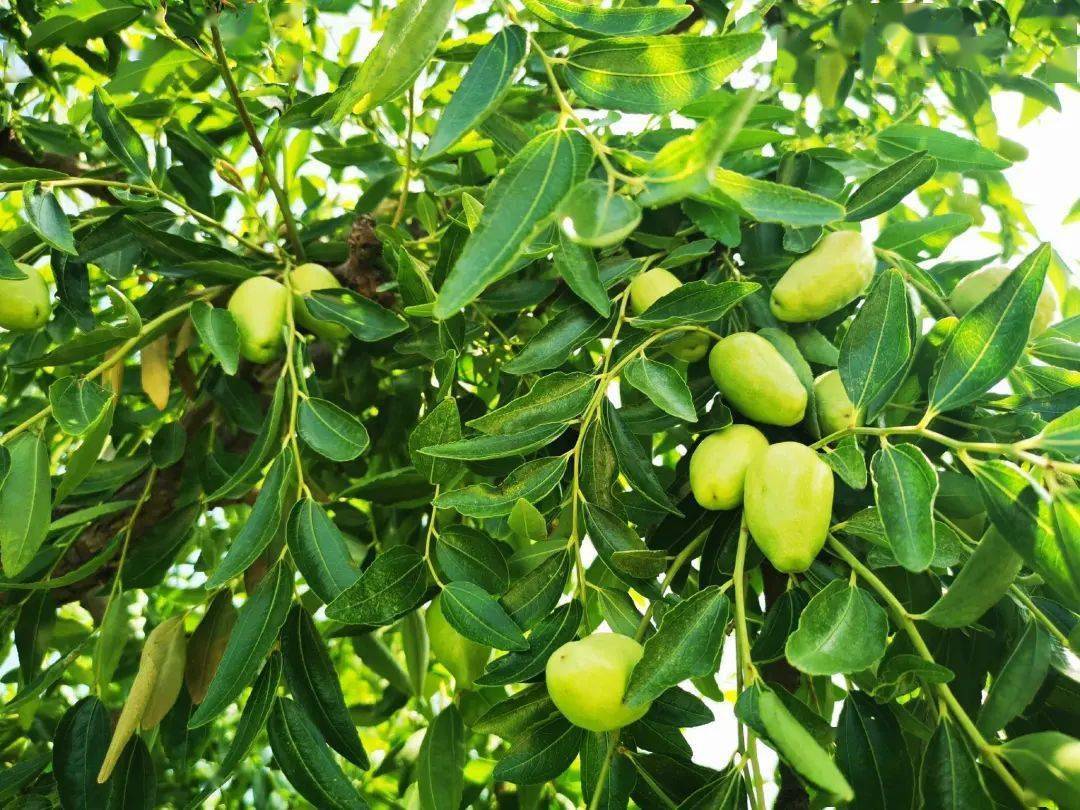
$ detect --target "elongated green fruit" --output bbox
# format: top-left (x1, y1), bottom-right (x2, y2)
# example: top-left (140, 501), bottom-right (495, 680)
top-left (690, 424), bottom-right (769, 510)
top-left (950, 265), bottom-right (1058, 336)
top-left (814, 369), bottom-right (860, 435)
top-left (744, 442), bottom-right (834, 572)
top-left (770, 231), bottom-right (875, 322)
top-left (290, 263), bottom-right (348, 340)
top-left (709, 332), bottom-right (807, 426)
top-left (546, 633), bottom-right (651, 732)
top-left (629, 268), bottom-right (708, 360)
top-left (0, 265), bottom-right (51, 331)
top-left (228, 276), bottom-right (288, 363)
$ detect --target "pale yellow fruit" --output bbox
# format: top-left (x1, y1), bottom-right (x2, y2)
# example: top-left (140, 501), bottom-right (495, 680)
top-left (0, 265), bottom-right (51, 331)
top-left (426, 595), bottom-right (490, 689)
top-left (290, 262), bottom-right (348, 340)
top-left (813, 369), bottom-right (860, 435)
top-left (770, 231), bottom-right (875, 322)
top-left (949, 266), bottom-right (1058, 336)
top-left (709, 332), bottom-right (807, 426)
top-left (546, 633), bottom-right (651, 732)
top-left (227, 276), bottom-right (288, 363)
top-left (629, 268), bottom-right (681, 315)
top-left (744, 442), bottom-right (834, 573)
top-left (690, 425), bottom-right (769, 511)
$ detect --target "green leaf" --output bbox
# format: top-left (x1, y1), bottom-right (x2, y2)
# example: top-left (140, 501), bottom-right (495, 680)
top-left (492, 715), bottom-right (584, 784)
top-left (105, 736), bottom-right (155, 810)
top-left (298, 398), bottom-right (370, 462)
top-left (999, 732), bottom-right (1080, 808)
top-left (838, 268), bottom-right (916, 420)
top-left (189, 562), bottom-right (293, 728)
top-left (503, 301), bottom-right (609, 375)
top-left (49, 376), bottom-right (112, 436)
top-left (582, 503), bottom-right (654, 588)
top-left (919, 719), bottom-right (992, 810)
top-left (421, 423), bottom-right (568, 461)
top-left (305, 290), bottom-right (408, 342)
top-left (54, 697), bottom-right (110, 810)
top-left (624, 587), bottom-right (730, 708)
top-left (185, 654), bottom-right (281, 809)
top-left (435, 455), bottom-right (568, 518)
top-left (822, 436), bottom-right (868, 490)
top-left (325, 546), bottom-right (427, 626)
top-left (286, 499), bottom-right (357, 604)
top-left (206, 377), bottom-right (286, 501)
top-left (417, 705), bottom-right (466, 810)
top-left (555, 231), bottom-right (610, 317)
top-left (756, 688), bottom-right (854, 802)
top-left (409, 397), bottom-right (462, 485)
top-left (205, 450), bottom-right (295, 590)
top-left (973, 460), bottom-right (1078, 610)
top-left (24, 184), bottom-right (77, 255)
top-left (628, 280), bottom-right (759, 329)
top-left (434, 130), bottom-right (592, 318)
top-left (706, 167), bottom-right (845, 227)
top-left (877, 124), bottom-right (1011, 173)
top-left (845, 151), bottom-right (937, 221)
top-left (26, 0), bottom-right (140, 50)
top-left (468, 372), bottom-right (595, 435)
top-left (91, 89), bottom-right (150, 181)
top-left (267, 698), bottom-right (368, 810)
top-left (321, 0), bottom-right (457, 122)
top-left (870, 443), bottom-right (938, 572)
top-left (976, 622), bottom-right (1052, 736)
top-left (1038, 405), bottom-right (1080, 459)
top-left (581, 732), bottom-right (636, 810)
top-left (150, 423), bottom-right (186, 469)
top-left (752, 589), bottom-right (810, 665)
top-left (0, 245), bottom-right (28, 280)
top-left (508, 498), bottom-right (548, 542)
top-left (423, 26), bottom-right (527, 161)
top-left (876, 213), bottom-right (971, 259)
top-left (836, 693), bottom-right (913, 810)
top-left (500, 550), bottom-right (570, 628)
top-left (931, 244), bottom-right (1051, 412)
top-left (477, 601), bottom-right (582, 686)
top-left (521, 0), bottom-right (692, 38)
top-left (603, 402), bottom-right (680, 515)
top-left (441, 580), bottom-right (528, 651)
top-left (0, 433), bottom-right (52, 579)
top-left (472, 683), bottom-right (559, 739)
top-left (564, 34), bottom-right (763, 114)
top-left (557, 179), bottom-right (642, 248)
top-left (280, 607), bottom-right (369, 768)
top-left (434, 524), bottom-right (509, 594)
top-left (784, 581), bottom-right (888, 675)
top-left (189, 301), bottom-right (240, 376)
top-left (623, 356), bottom-right (697, 423)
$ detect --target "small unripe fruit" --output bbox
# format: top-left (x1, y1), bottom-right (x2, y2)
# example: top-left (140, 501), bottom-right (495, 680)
top-left (949, 266), bottom-right (1058, 336)
top-left (709, 332), bottom-right (807, 426)
top-left (426, 595), bottom-right (490, 689)
top-left (290, 262), bottom-right (348, 340)
top-left (813, 369), bottom-right (860, 435)
top-left (0, 265), bottom-right (51, 331)
top-left (667, 331), bottom-right (710, 362)
top-left (228, 276), bottom-right (288, 363)
top-left (629, 268), bottom-right (680, 315)
top-left (690, 425), bottom-right (769, 511)
top-left (744, 442), bottom-right (834, 573)
top-left (546, 633), bottom-right (650, 732)
top-left (770, 231), bottom-right (875, 323)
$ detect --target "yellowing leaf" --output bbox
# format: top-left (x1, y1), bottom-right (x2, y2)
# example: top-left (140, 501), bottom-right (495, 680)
top-left (140, 335), bottom-right (170, 410)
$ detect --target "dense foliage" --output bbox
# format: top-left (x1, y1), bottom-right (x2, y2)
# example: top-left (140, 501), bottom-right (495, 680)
top-left (1, 1), bottom-right (1079, 808)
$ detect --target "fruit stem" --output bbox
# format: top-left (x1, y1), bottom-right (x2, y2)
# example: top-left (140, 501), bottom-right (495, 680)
top-left (733, 517), bottom-right (768, 809)
top-left (392, 85), bottom-right (416, 228)
top-left (209, 18), bottom-right (306, 260)
top-left (827, 535), bottom-right (1034, 807)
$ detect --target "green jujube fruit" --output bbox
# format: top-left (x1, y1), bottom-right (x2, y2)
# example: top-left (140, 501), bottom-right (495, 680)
top-left (426, 594), bottom-right (490, 689)
top-left (744, 442), bottom-right (834, 573)
top-left (290, 262), bottom-right (349, 340)
top-left (629, 268), bottom-right (708, 361)
top-left (949, 265), bottom-right (1058, 336)
top-left (0, 265), bottom-right (51, 331)
top-left (629, 268), bottom-right (680, 314)
top-left (545, 633), bottom-right (651, 732)
top-left (690, 424), bottom-right (769, 510)
top-left (709, 332), bottom-right (807, 426)
top-left (813, 369), bottom-right (860, 435)
top-left (770, 230), bottom-right (875, 323)
top-left (228, 276), bottom-right (288, 363)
